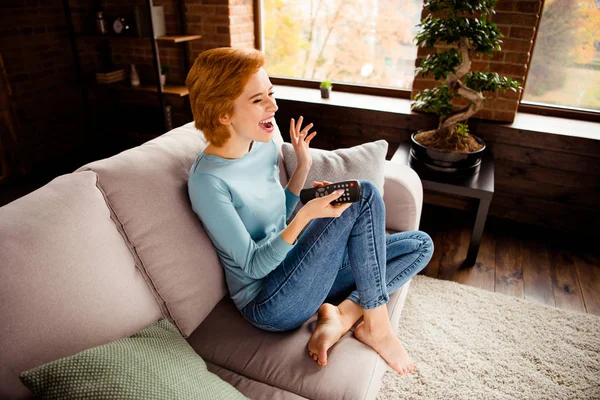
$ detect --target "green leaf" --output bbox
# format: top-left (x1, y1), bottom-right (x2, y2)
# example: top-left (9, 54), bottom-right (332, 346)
top-left (455, 122), bottom-right (470, 137)
top-left (424, 0), bottom-right (498, 16)
top-left (415, 15), bottom-right (503, 54)
top-left (464, 72), bottom-right (522, 93)
top-left (416, 49), bottom-right (462, 80)
top-left (412, 84), bottom-right (455, 116)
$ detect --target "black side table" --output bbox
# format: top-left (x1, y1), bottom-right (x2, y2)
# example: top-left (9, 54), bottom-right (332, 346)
top-left (391, 142), bottom-right (495, 267)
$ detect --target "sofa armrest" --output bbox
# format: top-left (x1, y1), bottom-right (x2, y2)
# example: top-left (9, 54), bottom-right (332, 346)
top-left (383, 160), bottom-right (423, 233)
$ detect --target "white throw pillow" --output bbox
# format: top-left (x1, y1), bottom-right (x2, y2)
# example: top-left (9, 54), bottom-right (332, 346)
top-left (281, 140), bottom-right (388, 216)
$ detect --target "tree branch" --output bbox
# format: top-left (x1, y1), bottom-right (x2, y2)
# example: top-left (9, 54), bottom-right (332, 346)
top-left (438, 37), bottom-right (480, 132)
top-left (445, 37), bottom-right (471, 86)
top-left (439, 80), bottom-right (484, 130)
top-left (302, 0), bottom-right (323, 77)
top-left (455, 37), bottom-right (471, 79)
top-left (311, 0), bottom-right (347, 79)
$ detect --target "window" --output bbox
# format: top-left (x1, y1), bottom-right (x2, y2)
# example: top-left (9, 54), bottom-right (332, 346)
top-left (262, 0), bottom-right (424, 90)
top-left (523, 0), bottom-right (600, 112)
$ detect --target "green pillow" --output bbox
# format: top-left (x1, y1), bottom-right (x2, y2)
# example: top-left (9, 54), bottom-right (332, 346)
top-left (19, 319), bottom-right (247, 400)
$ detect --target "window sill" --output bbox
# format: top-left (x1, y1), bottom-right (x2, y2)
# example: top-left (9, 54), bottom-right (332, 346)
top-left (275, 86), bottom-right (599, 142)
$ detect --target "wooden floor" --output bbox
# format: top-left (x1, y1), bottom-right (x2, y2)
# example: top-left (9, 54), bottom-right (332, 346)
top-left (2, 176), bottom-right (599, 317)
top-left (418, 204), bottom-right (600, 317)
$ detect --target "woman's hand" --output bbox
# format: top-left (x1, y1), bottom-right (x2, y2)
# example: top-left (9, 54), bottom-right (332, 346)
top-left (298, 186), bottom-right (353, 221)
top-left (290, 116), bottom-right (317, 170)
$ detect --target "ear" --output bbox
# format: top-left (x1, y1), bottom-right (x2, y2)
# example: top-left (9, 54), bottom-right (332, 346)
top-left (219, 113), bottom-right (231, 126)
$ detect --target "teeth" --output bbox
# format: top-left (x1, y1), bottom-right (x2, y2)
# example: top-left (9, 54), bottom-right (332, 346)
top-left (259, 117), bottom-right (274, 124)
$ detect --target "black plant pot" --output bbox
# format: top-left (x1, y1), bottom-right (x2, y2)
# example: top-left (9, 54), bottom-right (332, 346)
top-left (409, 131), bottom-right (486, 175)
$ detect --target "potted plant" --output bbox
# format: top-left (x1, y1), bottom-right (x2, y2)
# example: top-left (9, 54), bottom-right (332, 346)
top-left (411, 0), bottom-right (521, 174)
top-left (160, 64), bottom-right (170, 87)
top-left (320, 79), bottom-right (333, 99)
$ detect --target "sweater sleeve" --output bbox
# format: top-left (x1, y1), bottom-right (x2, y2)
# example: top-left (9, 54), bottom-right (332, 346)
top-left (284, 188), bottom-right (300, 220)
top-left (188, 173), bottom-right (294, 280)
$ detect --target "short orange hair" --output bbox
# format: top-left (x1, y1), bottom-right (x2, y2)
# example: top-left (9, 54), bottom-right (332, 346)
top-left (185, 47), bottom-right (265, 147)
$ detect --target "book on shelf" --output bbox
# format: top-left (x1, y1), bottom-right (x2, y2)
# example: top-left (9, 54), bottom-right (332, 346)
top-left (95, 69), bottom-right (125, 84)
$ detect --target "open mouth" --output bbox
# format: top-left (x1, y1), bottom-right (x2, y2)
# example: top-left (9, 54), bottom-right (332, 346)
top-left (258, 117), bottom-right (274, 131)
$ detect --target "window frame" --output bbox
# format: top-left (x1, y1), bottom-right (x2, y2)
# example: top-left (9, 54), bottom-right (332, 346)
top-left (254, 0), bottom-right (600, 123)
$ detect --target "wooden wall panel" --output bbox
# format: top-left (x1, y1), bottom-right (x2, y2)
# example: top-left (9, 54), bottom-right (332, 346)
top-left (488, 142), bottom-right (599, 175)
top-left (275, 99), bottom-right (600, 235)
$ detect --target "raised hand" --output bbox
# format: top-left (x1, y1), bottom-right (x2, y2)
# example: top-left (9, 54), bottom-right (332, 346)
top-left (290, 116), bottom-right (317, 169)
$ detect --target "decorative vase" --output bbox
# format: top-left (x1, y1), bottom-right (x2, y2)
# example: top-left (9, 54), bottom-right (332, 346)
top-left (130, 64), bottom-right (140, 87)
top-left (320, 87), bottom-right (331, 99)
top-left (409, 132), bottom-right (486, 175)
top-left (160, 74), bottom-right (166, 87)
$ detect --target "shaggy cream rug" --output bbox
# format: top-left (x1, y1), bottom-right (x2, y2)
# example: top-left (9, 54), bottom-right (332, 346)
top-left (378, 275), bottom-right (600, 400)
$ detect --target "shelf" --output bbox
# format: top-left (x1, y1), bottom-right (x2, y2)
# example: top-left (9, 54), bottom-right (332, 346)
top-left (91, 82), bottom-right (189, 97)
top-left (75, 33), bottom-right (140, 39)
top-left (156, 35), bottom-right (202, 43)
top-left (117, 83), bottom-right (189, 97)
top-left (134, 84), bottom-right (189, 97)
top-left (75, 34), bottom-right (202, 44)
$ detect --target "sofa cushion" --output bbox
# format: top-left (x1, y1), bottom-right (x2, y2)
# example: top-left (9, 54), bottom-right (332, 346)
top-left (206, 363), bottom-right (308, 400)
top-left (281, 140), bottom-right (388, 195)
top-left (281, 140), bottom-right (388, 217)
top-left (20, 319), bottom-right (246, 400)
top-left (187, 282), bottom-right (410, 400)
top-left (76, 122), bottom-right (288, 338)
top-left (75, 123), bottom-right (222, 338)
top-left (0, 171), bottom-right (162, 399)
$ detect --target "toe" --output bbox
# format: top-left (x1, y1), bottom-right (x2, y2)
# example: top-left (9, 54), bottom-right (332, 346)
top-left (319, 349), bottom-right (327, 366)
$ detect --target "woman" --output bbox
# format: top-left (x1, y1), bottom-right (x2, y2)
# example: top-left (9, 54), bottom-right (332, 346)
top-left (186, 47), bottom-right (433, 376)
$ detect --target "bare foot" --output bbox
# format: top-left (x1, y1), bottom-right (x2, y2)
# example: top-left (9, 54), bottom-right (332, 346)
top-left (307, 303), bottom-right (351, 366)
top-left (354, 321), bottom-right (417, 376)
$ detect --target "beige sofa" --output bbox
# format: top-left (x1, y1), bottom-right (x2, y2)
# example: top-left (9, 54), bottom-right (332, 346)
top-left (0, 121), bottom-right (423, 400)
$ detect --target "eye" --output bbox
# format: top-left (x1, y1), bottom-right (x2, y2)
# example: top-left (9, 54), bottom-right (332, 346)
top-left (253, 91), bottom-right (275, 104)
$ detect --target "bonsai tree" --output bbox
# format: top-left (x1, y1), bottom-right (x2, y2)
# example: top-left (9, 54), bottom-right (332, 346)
top-left (412, 0), bottom-right (521, 153)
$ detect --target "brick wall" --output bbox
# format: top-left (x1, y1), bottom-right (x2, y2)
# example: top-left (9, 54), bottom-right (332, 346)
top-left (0, 0), bottom-right (256, 176)
top-left (410, 0), bottom-right (543, 123)
top-left (187, 0), bottom-right (255, 59)
top-left (0, 0), bottom-right (82, 173)
top-left (70, 0), bottom-right (255, 84)
top-left (69, 0), bottom-right (255, 127)
top-left (228, 0), bottom-right (255, 49)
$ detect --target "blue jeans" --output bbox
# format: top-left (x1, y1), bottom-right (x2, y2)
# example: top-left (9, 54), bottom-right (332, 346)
top-left (240, 180), bottom-right (434, 332)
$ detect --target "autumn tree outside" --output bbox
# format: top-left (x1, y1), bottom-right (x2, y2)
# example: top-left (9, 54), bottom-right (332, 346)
top-left (263, 0), bottom-right (600, 112)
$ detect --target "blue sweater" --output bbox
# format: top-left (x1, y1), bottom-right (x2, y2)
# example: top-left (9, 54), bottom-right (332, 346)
top-left (188, 140), bottom-right (299, 310)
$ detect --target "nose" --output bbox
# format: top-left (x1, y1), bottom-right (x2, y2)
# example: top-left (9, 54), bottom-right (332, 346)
top-left (267, 96), bottom-right (278, 113)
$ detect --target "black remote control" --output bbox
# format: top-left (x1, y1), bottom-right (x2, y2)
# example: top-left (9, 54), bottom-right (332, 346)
top-left (300, 180), bottom-right (362, 205)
